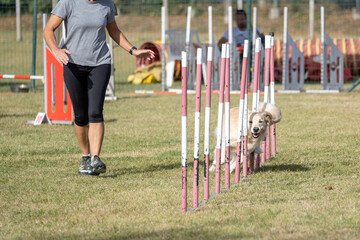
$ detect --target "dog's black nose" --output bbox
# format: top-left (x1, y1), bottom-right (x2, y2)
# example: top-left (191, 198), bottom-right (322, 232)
top-left (253, 127), bottom-right (259, 133)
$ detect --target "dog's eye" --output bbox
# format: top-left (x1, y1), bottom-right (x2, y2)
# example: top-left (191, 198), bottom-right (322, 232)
top-left (259, 120), bottom-right (263, 123)
top-left (249, 121), bottom-right (253, 124)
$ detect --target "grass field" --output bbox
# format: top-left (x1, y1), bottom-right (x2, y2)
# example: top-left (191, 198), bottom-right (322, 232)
top-left (1, 81), bottom-right (360, 239)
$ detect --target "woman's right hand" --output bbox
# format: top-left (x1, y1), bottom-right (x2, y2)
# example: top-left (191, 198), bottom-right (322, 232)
top-left (52, 48), bottom-right (71, 65)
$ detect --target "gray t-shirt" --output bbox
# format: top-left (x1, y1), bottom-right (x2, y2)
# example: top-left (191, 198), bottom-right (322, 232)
top-left (223, 27), bottom-right (261, 47)
top-left (52, 0), bottom-right (117, 66)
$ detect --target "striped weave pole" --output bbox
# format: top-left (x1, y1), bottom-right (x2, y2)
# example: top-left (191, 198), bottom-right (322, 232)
top-left (270, 35), bottom-right (277, 157)
top-left (203, 47), bottom-right (213, 201)
top-left (224, 43), bottom-right (231, 189)
top-left (235, 40), bottom-right (249, 183)
top-left (0, 74), bottom-right (43, 80)
top-left (193, 48), bottom-right (202, 208)
top-left (242, 60), bottom-right (249, 178)
top-left (262, 35), bottom-right (271, 164)
top-left (181, 51), bottom-right (188, 213)
top-left (215, 44), bottom-right (227, 194)
top-left (255, 37), bottom-right (262, 169)
top-left (265, 35), bottom-right (272, 161)
top-left (251, 38), bottom-right (261, 172)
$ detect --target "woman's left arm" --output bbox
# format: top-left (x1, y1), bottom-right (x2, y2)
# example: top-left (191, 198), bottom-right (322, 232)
top-left (106, 21), bottom-right (155, 60)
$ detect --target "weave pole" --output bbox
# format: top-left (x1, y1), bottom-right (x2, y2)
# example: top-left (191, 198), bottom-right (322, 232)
top-left (193, 48), bottom-right (202, 208)
top-left (224, 43), bottom-right (231, 189)
top-left (242, 62), bottom-right (249, 178)
top-left (228, 6), bottom-right (233, 91)
top-left (265, 35), bottom-right (272, 160)
top-left (215, 44), bottom-right (227, 194)
top-left (185, 6), bottom-right (194, 89)
top-left (251, 38), bottom-right (261, 172)
top-left (203, 46), bottom-right (213, 201)
top-left (181, 51), bottom-right (188, 213)
top-left (161, 6), bottom-right (166, 91)
top-left (235, 40), bottom-right (249, 183)
top-left (255, 37), bottom-right (261, 169)
top-left (270, 34), bottom-right (277, 157)
top-left (261, 35), bottom-right (271, 164)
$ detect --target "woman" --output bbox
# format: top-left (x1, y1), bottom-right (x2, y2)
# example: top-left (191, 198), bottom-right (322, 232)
top-left (43, 0), bottom-right (155, 175)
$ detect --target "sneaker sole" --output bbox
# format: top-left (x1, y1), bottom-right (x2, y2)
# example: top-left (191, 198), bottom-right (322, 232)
top-left (78, 170), bottom-right (100, 176)
top-left (92, 167), bottom-right (106, 174)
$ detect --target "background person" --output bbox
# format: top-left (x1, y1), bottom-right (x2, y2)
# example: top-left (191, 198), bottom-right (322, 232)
top-left (217, 9), bottom-right (263, 51)
top-left (43, 0), bottom-right (154, 175)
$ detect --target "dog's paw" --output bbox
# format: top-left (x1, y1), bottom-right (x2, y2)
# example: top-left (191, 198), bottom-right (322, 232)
top-left (209, 164), bottom-right (216, 172)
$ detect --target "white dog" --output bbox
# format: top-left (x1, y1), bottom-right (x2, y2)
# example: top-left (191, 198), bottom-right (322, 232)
top-left (209, 102), bottom-right (282, 173)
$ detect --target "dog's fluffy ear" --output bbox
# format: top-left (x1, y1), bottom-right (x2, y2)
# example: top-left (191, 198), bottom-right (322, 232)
top-left (263, 111), bottom-right (273, 125)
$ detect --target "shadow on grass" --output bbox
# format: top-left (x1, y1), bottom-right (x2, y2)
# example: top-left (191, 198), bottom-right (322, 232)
top-left (42, 225), bottom-right (251, 240)
top-left (101, 225), bottom-right (252, 240)
top-left (105, 118), bottom-right (118, 123)
top-left (101, 162), bottom-right (179, 178)
top-left (257, 164), bottom-right (310, 173)
top-left (121, 95), bottom-right (152, 99)
top-left (0, 113), bottom-right (32, 118)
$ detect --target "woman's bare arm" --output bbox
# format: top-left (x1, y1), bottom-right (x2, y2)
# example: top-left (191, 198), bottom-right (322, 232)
top-left (43, 15), bottom-right (71, 65)
top-left (106, 21), bottom-right (155, 60)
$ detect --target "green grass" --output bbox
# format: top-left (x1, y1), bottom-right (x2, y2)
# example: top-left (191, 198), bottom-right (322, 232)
top-left (1, 81), bottom-right (360, 239)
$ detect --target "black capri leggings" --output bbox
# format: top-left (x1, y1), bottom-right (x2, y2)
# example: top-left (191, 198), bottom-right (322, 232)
top-left (63, 63), bottom-right (111, 126)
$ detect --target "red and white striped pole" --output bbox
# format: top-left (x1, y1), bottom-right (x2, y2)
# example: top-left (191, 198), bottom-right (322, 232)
top-left (224, 44), bottom-right (231, 189)
top-left (215, 44), bottom-right (227, 194)
top-left (251, 38), bottom-right (261, 172)
top-left (203, 46), bottom-right (213, 201)
top-left (242, 64), bottom-right (249, 178)
top-left (193, 48), bottom-right (202, 208)
top-left (262, 35), bottom-right (271, 164)
top-left (181, 51), bottom-right (188, 213)
top-left (270, 35), bottom-right (277, 157)
top-left (235, 40), bottom-right (249, 183)
top-left (0, 74), bottom-right (43, 80)
top-left (265, 35), bottom-right (272, 161)
top-left (255, 37), bottom-right (262, 169)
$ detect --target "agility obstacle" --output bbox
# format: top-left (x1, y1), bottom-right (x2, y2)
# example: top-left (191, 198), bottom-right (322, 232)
top-left (319, 6), bottom-right (343, 92)
top-left (181, 51), bottom-right (188, 213)
top-left (162, 5), bottom-right (243, 92)
top-left (161, 6), bottom-right (166, 91)
top-left (105, 38), bottom-right (117, 101)
top-left (164, 6), bottom-right (207, 90)
top-left (251, 38), bottom-right (262, 171)
top-left (224, 43), bottom-right (231, 189)
top-left (261, 35), bottom-right (271, 164)
top-left (181, 35), bottom-right (279, 212)
top-left (227, 6), bottom-right (241, 91)
top-left (251, 7), bottom-right (265, 92)
top-left (235, 40), bottom-right (249, 182)
top-left (214, 44), bottom-right (227, 195)
top-left (305, 7), bottom-right (344, 93)
top-left (280, 7), bottom-right (305, 93)
top-left (270, 35), bottom-right (277, 157)
top-left (3, 13), bottom-right (118, 125)
top-left (192, 48), bottom-right (202, 208)
top-left (0, 75), bottom-right (43, 80)
top-left (208, 6), bottom-right (221, 91)
top-left (1, 14), bottom-right (73, 125)
top-left (203, 46), bottom-right (213, 200)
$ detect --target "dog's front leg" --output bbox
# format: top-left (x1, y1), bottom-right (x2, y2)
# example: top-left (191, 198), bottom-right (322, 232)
top-left (209, 148), bottom-right (217, 172)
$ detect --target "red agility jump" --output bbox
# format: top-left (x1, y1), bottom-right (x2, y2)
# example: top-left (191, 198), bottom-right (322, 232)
top-left (1, 47), bottom-right (72, 125)
top-left (45, 47), bottom-right (72, 124)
